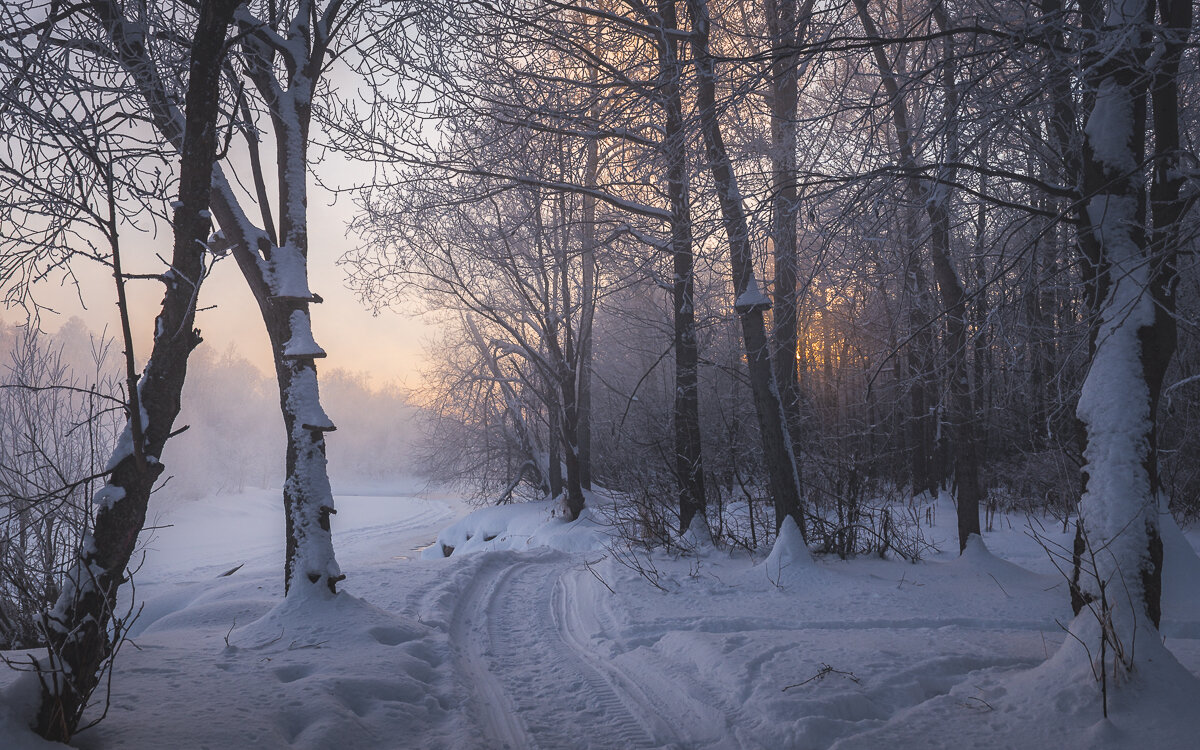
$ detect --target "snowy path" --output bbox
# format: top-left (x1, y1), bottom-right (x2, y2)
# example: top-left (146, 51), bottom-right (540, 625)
top-left (5, 487), bottom-right (1200, 750)
top-left (451, 551), bottom-right (683, 750)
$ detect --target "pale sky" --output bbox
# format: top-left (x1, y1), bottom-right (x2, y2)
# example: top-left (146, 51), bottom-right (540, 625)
top-left (24, 182), bottom-right (430, 389)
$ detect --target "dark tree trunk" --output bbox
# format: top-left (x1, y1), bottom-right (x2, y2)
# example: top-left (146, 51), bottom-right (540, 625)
top-left (766, 0), bottom-right (811, 458)
top-left (658, 0), bottom-right (707, 536)
top-left (34, 2), bottom-right (239, 739)
top-left (1137, 0), bottom-right (1190, 627)
top-left (559, 367), bottom-right (587, 519)
top-left (689, 0), bottom-right (804, 535)
top-left (926, 2), bottom-right (981, 551)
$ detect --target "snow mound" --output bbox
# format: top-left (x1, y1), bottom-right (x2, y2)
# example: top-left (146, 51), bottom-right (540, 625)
top-left (209, 588), bottom-right (454, 749)
top-left (0, 673), bottom-right (61, 750)
top-left (759, 516), bottom-right (814, 584)
top-left (678, 514), bottom-right (715, 555)
top-left (954, 533), bottom-right (1046, 587)
top-left (423, 498), bottom-right (608, 559)
top-left (231, 585), bottom-right (430, 650)
top-left (833, 613), bottom-right (1200, 750)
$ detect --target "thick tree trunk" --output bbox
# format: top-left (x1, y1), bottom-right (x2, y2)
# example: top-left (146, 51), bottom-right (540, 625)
top-left (1072, 0), bottom-right (1189, 638)
top-left (766, 0), bottom-right (809, 457)
top-left (659, 0), bottom-right (707, 536)
top-left (689, 0), bottom-right (804, 535)
top-left (34, 2), bottom-right (238, 738)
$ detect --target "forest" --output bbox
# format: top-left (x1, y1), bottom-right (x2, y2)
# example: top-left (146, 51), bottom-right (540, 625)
top-left (1, 0), bottom-right (1198, 747)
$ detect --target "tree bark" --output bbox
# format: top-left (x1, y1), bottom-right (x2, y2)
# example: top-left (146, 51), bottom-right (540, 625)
top-left (766, 0), bottom-right (812, 459)
top-left (34, 1), bottom-right (238, 738)
top-left (659, 0), bottom-right (708, 536)
top-left (86, 0), bottom-right (346, 596)
top-left (1071, 0), bottom-right (1189, 635)
top-left (688, 0), bottom-right (804, 535)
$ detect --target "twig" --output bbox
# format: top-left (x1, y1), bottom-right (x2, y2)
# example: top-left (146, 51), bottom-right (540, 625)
top-left (583, 556), bottom-right (615, 595)
top-left (782, 663), bottom-right (862, 691)
top-left (987, 572), bottom-right (1010, 598)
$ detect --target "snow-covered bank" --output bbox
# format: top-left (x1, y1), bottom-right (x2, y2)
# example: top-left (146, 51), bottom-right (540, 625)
top-left (3, 488), bottom-right (1199, 749)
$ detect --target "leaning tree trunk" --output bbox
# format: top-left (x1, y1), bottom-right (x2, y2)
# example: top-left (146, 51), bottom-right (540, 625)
top-left (34, 2), bottom-right (238, 739)
top-left (87, 0), bottom-right (346, 596)
top-left (689, 0), bottom-right (804, 535)
top-left (658, 0), bottom-right (707, 536)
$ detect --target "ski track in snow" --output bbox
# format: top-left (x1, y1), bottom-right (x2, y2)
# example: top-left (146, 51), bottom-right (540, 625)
top-left (6, 488), bottom-right (1200, 750)
top-left (452, 552), bottom-right (677, 750)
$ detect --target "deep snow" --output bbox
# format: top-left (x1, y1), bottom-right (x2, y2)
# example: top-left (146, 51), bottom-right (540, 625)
top-left (3, 483), bottom-right (1199, 749)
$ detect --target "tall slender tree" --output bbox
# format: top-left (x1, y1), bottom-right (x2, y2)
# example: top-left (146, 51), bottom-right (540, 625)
top-left (31, 0), bottom-right (240, 738)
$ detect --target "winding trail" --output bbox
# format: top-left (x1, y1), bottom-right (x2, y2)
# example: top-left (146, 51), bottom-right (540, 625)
top-left (450, 551), bottom-right (683, 750)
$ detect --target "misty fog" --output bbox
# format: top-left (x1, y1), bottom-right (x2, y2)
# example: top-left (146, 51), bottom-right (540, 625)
top-left (0, 317), bottom-right (422, 506)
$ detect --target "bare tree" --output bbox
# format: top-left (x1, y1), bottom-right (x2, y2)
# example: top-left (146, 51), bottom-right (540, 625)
top-left (1, 1), bottom-right (241, 739)
top-left (0, 327), bottom-right (121, 652)
top-left (72, 0), bottom-right (415, 593)
top-left (688, 0), bottom-right (805, 535)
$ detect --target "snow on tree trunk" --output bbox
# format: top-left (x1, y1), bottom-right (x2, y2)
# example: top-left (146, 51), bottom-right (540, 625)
top-left (83, 0), bottom-right (349, 597)
top-left (1072, 0), bottom-right (1167, 659)
top-left (33, 2), bottom-right (239, 738)
top-left (762, 515), bottom-right (812, 584)
top-left (268, 83), bottom-right (343, 593)
top-left (1075, 195), bottom-right (1158, 627)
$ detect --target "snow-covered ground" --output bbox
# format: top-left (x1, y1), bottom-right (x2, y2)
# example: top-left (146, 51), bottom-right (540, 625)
top-left (3, 483), bottom-right (1199, 749)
